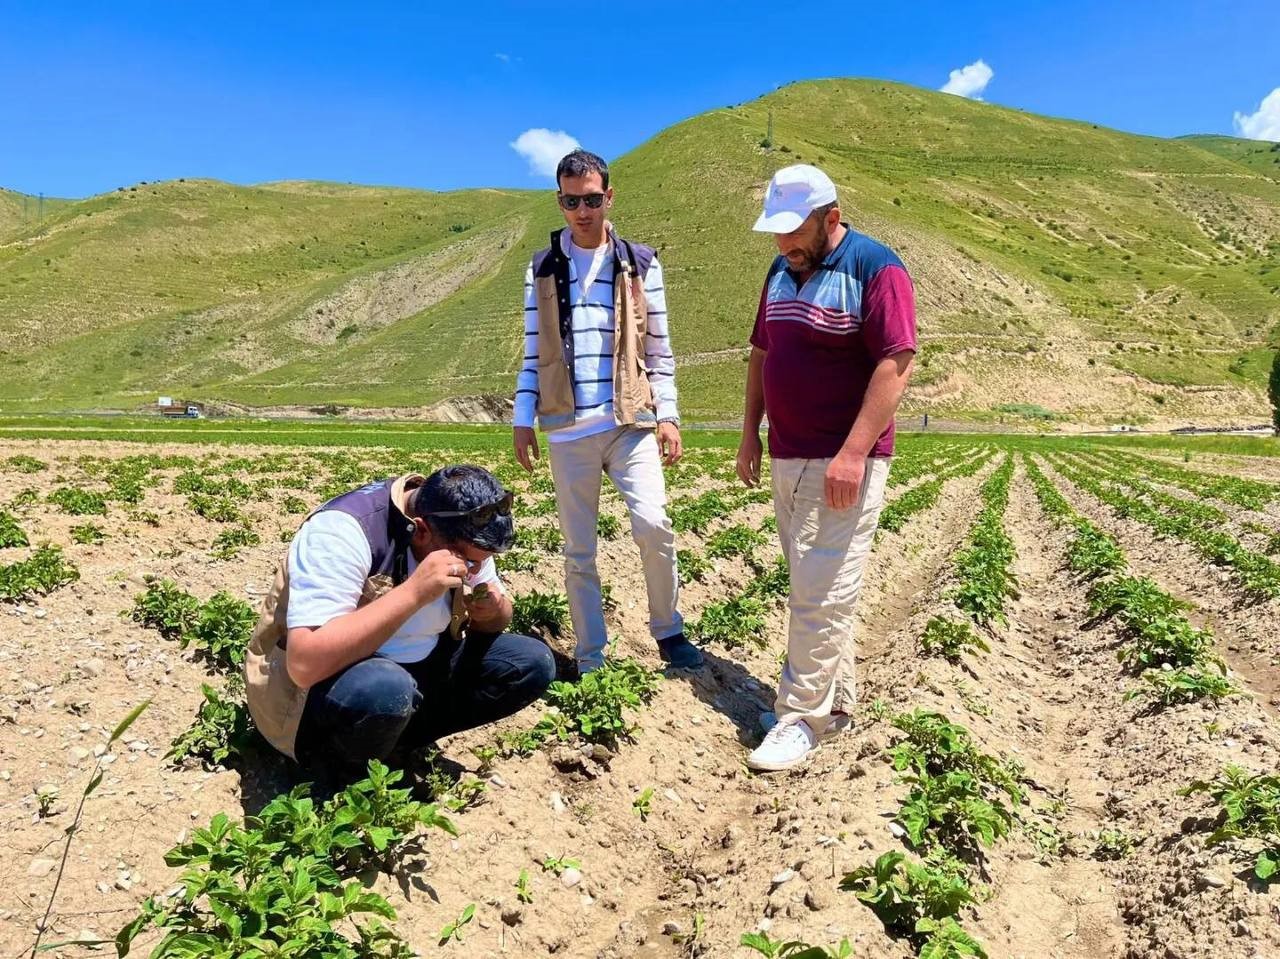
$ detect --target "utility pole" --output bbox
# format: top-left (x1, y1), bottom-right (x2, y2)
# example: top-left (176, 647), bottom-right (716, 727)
top-left (38, 192), bottom-right (44, 222)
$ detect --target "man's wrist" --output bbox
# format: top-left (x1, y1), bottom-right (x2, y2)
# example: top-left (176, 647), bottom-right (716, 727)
top-left (658, 417), bottom-right (680, 426)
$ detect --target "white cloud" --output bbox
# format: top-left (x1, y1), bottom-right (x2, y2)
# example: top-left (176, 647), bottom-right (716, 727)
top-left (1234, 87), bottom-right (1280, 142)
top-left (494, 52), bottom-right (510, 62)
top-left (510, 128), bottom-right (581, 177)
top-left (941, 59), bottom-right (994, 100)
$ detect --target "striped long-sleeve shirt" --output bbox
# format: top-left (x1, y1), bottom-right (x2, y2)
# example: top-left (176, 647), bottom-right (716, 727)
top-left (512, 235), bottom-right (679, 438)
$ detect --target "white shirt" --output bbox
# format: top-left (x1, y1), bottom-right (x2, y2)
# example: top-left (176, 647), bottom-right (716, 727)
top-left (286, 510), bottom-right (501, 664)
top-left (548, 238), bottom-right (618, 444)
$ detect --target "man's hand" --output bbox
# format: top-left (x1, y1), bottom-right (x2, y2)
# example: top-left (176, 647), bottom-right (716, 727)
top-left (825, 451), bottom-right (866, 511)
top-left (513, 426), bottom-right (540, 473)
top-left (736, 432), bottom-right (763, 487)
top-left (463, 581), bottom-right (500, 616)
top-left (657, 421), bottom-right (683, 466)
top-left (409, 548), bottom-right (467, 604)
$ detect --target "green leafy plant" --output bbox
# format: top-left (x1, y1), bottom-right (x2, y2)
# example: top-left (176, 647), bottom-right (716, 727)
top-left (0, 510), bottom-right (28, 548)
top-left (167, 683), bottom-right (253, 768)
top-left (1092, 828), bottom-right (1137, 860)
top-left (677, 548), bottom-right (711, 584)
top-left (437, 903), bottom-right (476, 946)
top-left (35, 783), bottom-right (58, 818)
top-left (739, 932), bottom-right (853, 958)
top-left (1124, 665), bottom-right (1240, 707)
top-left (1065, 524), bottom-right (1126, 579)
top-left (919, 617), bottom-right (990, 662)
top-left (687, 594), bottom-right (767, 649)
top-left (0, 545), bottom-right (79, 602)
top-left (48, 487), bottom-right (107, 516)
top-left (543, 658), bottom-right (660, 748)
top-left (1182, 765), bottom-right (1280, 882)
top-left (841, 850), bottom-right (981, 951)
top-left (183, 591), bottom-right (258, 671)
top-left (117, 761), bottom-right (450, 958)
top-left (70, 522), bottom-right (105, 545)
top-left (916, 917), bottom-right (989, 959)
top-left (633, 787), bottom-right (654, 822)
top-left (282, 494), bottom-right (309, 514)
top-left (950, 460), bottom-right (1019, 626)
top-left (670, 490), bottom-right (732, 534)
top-left (211, 523), bottom-right (261, 559)
top-left (744, 556), bottom-right (790, 602)
top-left (597, 513), bottom-right (622, 540)
top-left (131, 578), bottom-right (201, 639)
top-left (706, 523), bottom-right (766, 562)
top-left (188, 492), bottom-right (244, 523)
top-left (541, 854), bottom-right (581, 876)
top-left (515, 869), bottom-right (534, 904)
top-left (518, 525), bottom-right (564, 554)
top-left (6, 453), bottom-right (45, 473)
top-left (510, 589), bottom-right (570, 637)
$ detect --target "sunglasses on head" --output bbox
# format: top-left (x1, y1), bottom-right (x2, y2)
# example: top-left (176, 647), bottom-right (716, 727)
top-left (422, 490), bottom-right (514, 526)
top-left (557, 192), bottom-right (606, 211)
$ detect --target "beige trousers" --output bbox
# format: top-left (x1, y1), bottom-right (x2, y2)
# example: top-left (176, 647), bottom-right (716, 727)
top-left (771, 456), bottom-right (890, 734)
top-left (548, 426), bottom-right (683, 670)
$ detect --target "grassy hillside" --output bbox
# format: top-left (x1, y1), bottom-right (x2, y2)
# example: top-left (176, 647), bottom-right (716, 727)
top-left (1, 79), bottom-right (1279, 424)
top-left (0, 188), bottom-right (72, 238)
top-left (1181, 134), bottom-right (1280, 177)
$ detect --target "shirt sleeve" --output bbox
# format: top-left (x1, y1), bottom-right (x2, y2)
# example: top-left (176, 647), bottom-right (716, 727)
top-left (749, 268), bottom-right (773, 351)
top-left (513, 262), bottom-right (540, 429)
top-left (643, 256), bottom-right (679, 423)
top-left (286, 511), bottom-right (373, 629)
top-left (860, 264), bottom-right (917, 360)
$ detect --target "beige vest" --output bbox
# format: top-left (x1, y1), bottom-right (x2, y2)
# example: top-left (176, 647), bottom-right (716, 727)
top-left (533, 240), bottom-right (656, 430)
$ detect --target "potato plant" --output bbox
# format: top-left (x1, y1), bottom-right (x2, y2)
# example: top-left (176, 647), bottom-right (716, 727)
top-left (0, 545), bottom-right (79, 601)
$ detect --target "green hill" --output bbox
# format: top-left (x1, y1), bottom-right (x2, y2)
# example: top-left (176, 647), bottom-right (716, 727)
top-left (1180, 134), bottom-right (1280, 177)
top-left (0, 188), bottom-right (72, 238)
top-left (2, 78), bottom-right (1279, 425)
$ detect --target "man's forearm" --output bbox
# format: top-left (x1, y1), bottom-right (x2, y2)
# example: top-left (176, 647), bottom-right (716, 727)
top-left (286, 580), bottom-right (429, 688)
top-left (840, 351), bottom-right (915, 458)
top-left (743, 347), bottom-right (766, 432)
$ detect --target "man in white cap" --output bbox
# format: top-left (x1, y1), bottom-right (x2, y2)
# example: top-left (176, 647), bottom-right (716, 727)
top-left (737, 164), bottom-right (917, 771)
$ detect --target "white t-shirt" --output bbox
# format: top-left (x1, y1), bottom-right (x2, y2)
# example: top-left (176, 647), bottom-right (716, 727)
top-left (286, 510), bottom-right (501, 664)
top-left (549, 237), bottom-right (617, 445)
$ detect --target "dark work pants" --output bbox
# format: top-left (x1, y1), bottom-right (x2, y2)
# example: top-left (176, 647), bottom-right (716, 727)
top-left (294, 631), bottom-right (556, 779)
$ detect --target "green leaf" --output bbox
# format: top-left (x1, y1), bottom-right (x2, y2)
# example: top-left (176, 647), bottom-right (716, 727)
top-left (109, 699), bottom-right (153, 745)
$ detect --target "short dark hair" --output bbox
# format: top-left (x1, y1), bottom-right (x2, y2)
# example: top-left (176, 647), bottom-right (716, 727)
top-left (415, 465), bottom-right (515, 553)
top-left (556, 149), bottom-right (609, 190)
top-left (810, 200), bottom-right (838, 222)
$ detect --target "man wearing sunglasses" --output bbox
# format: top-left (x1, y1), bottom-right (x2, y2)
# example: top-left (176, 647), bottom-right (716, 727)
top-left (512, 149), bottom-right (701, 675)
top-left (245, 466), bottom-right (555, 781)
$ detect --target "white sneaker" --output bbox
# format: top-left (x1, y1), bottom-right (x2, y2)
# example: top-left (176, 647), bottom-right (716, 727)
top-left (747, 720), bottom-right (817, 771)
top-left (760, 711), bottom-right (850, 741)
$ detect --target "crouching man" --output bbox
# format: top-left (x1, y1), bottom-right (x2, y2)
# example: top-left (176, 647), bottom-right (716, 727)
top-left (245, 466), bottom-right (555, 780)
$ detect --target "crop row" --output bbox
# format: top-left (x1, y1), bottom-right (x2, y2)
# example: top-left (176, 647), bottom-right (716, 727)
top-left (1047, 453), bottom-right (1280, 599)
top-left (1025, 456), bottom-right (1239, 708)
top-left (878, 449), bottom-right (995, 536)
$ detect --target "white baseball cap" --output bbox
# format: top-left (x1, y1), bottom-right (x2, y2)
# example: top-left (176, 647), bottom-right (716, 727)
top-left (753, 164), bottom-right (838, 233)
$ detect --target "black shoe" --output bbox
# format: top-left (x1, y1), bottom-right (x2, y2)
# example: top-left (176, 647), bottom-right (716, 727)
top-left (658, 633), bottom-right (705, 669)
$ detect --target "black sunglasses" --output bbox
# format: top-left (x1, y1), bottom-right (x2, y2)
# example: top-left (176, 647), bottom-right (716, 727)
top-left (557, 192), bottom-right (606, 211)
top-left (422, 491), bottom-right (514, 526)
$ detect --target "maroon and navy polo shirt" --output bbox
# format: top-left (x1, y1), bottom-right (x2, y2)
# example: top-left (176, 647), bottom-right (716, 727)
top-left (749, 225), bottom-right (917, 460)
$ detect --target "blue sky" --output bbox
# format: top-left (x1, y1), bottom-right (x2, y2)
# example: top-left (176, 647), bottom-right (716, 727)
top-left (2, 1), bottom-right (1278, 198)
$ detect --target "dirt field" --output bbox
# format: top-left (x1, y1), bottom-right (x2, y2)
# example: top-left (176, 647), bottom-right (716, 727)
top-left (2, 434), bottom-right (1279, 959)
